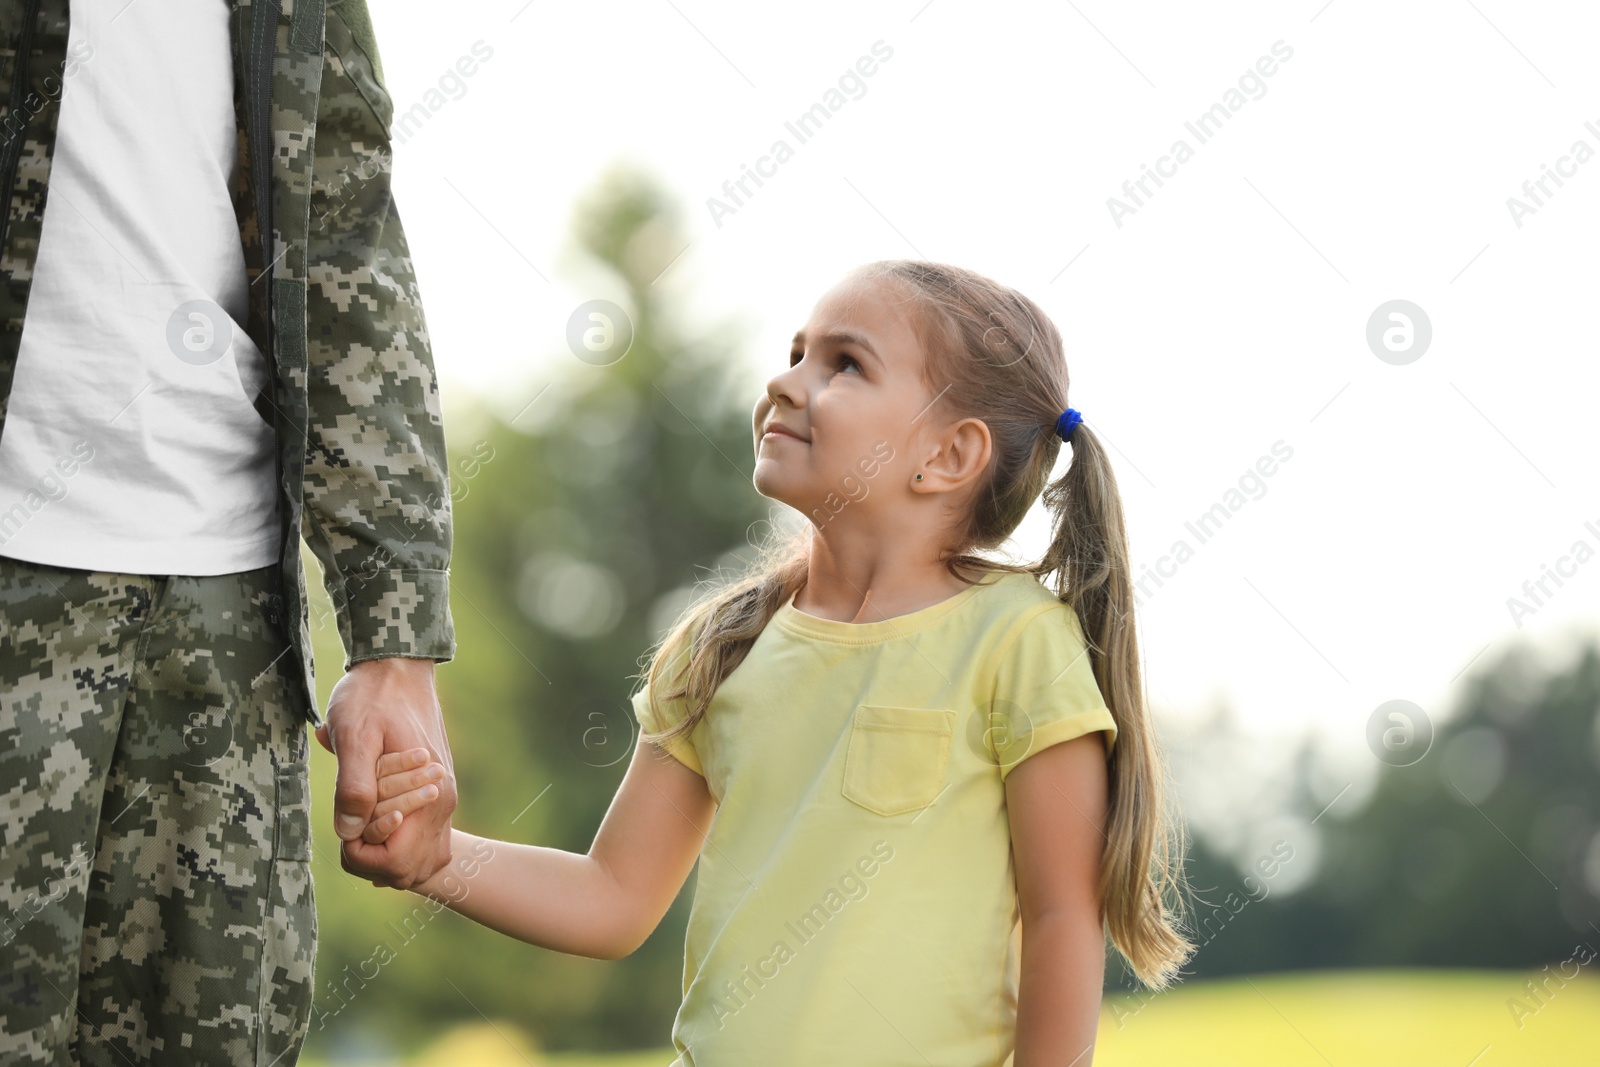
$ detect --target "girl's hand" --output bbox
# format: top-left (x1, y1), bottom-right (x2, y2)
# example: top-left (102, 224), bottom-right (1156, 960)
top-left (361, 747), bottom-right (448, 845)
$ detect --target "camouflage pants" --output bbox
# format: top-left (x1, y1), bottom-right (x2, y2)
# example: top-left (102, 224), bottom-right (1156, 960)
top-left (0, 554), bottom-right (315, 1066)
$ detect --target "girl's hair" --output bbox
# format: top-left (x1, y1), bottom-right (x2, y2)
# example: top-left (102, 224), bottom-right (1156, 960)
top-left (634, 258), bottom-right (1196, 990)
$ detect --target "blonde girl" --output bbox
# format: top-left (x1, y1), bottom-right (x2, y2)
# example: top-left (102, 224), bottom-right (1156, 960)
top-left (367, 260), bottom-right (1195, 1065)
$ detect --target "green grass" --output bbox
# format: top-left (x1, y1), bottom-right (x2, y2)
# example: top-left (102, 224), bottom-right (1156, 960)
top-left (1097, 968), bottom-right (1596, 1066)
top-left (301, 967), bottom-right (1600, 1065)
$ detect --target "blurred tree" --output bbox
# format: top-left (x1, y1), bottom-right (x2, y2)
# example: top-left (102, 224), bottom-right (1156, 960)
top-left (301, 163), bottom-right (775, 1056)
top-left (1109, 639), bottom-right (1600, 989)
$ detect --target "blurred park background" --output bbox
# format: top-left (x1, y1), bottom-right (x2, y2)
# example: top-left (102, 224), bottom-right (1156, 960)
top-left (296, 1), bottom-right (1600, 1061)
top-left (293, 168), bottom-right (1600, 1064)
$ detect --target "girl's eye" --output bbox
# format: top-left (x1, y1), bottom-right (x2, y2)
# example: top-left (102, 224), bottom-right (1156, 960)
top-left (789, 350), bottom-right (863, 374)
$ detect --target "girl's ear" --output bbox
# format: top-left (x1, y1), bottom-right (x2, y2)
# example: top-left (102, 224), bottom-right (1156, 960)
top-left (915, 422), bottom-right (985, 495)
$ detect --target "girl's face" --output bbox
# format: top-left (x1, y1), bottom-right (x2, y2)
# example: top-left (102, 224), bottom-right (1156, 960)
top-left (752, 274), bottom-right (941, 519)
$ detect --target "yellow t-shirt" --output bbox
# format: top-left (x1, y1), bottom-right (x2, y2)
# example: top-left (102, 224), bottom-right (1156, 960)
top-left (631, 569), bottom-right (1117, 1067)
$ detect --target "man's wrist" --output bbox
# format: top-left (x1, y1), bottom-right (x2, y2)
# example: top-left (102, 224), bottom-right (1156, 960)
top-left (348, 655), bottom-right (439, 676)
top-left (335, 656), bottom-right (440, 704)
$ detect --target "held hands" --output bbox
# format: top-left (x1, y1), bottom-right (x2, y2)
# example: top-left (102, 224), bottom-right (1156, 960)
top-left (361, 748), bottom-right (450, 844)
top-left (315, 656), bottom-right (457, 890)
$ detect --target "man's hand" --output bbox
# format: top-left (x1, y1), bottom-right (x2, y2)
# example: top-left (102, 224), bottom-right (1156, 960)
top-left (314, 656), bottom-right (457, 890)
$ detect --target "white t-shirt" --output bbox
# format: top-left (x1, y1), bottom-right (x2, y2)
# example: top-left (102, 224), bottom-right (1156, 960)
top-left (0, 0), bottom-right (280, 576)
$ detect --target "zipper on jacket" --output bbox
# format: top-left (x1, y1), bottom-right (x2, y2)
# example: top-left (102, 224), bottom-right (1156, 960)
top-left (0, 0), bottom-right (43, 263)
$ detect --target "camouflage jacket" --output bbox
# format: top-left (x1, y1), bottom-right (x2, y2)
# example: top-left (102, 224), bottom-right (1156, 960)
top-left (0, 0), bottom-right (456, 724)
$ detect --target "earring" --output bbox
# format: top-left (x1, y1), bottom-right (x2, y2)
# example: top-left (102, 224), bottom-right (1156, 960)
top-left (915, 473), bottom-right (923, 481)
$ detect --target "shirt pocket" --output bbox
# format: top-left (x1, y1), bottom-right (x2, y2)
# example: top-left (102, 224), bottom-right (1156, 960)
top-left (840, 705), bottom-right (956, 817)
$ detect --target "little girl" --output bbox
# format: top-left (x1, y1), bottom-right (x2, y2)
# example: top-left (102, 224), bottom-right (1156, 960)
top-left (363, 260), bottom-right (1195, 1065)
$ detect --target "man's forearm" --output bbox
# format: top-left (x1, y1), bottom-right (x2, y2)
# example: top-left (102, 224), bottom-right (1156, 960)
top-left (304, 3), bottom-right (455, 672)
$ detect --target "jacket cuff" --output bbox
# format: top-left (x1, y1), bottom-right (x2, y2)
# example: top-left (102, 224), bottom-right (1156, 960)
top-left (334, 566), bottom-right (456, 669)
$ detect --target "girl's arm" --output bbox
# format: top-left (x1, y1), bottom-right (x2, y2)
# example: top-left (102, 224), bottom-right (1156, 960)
top-left (1005, 731), bottom-right (1112, 1067)
top-left (394, 734), bottom-right (716, 961)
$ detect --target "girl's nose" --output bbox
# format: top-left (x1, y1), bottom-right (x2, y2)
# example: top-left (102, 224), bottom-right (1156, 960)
top-left (764, 363), bottom-right (806, 412)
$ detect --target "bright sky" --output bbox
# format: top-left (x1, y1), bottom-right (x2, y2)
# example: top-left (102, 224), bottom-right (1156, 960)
top-left (368, 0), bottom-right (1599, 782)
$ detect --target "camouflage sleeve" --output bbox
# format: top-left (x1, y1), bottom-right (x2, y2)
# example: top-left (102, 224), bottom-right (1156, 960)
top-left (300, 0), bottom-right (455, 669)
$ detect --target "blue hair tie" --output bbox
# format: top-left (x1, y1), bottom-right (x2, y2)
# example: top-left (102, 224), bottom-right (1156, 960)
top-left (1055, 407), bottom-right (1083, 443)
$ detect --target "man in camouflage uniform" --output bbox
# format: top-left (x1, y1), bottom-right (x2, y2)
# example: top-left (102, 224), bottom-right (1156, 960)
top-left (0, 1), bottom-right (458, 1063)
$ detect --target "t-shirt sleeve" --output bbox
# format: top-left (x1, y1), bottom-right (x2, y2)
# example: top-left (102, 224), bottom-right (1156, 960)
top-left (630, 632), bottom-right (705, 778)
top-left (991, 604), bottom-right (1117, 782)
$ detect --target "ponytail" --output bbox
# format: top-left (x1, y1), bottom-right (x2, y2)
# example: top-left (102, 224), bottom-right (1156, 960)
top-left (1035, 421), bottom-right (1196, 990)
